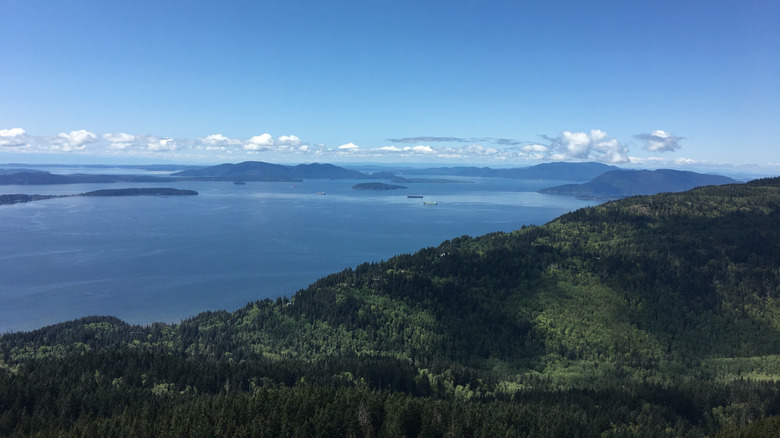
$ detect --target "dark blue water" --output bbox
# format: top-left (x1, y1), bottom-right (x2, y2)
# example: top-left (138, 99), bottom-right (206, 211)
top-left (0, 177), bottom-right (593, 332)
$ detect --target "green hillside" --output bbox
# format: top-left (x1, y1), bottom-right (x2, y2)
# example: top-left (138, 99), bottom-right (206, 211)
top-left (2, 178), bottom-right (780, 436)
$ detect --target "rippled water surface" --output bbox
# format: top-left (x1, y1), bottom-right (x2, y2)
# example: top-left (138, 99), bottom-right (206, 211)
top-left (1, 176), bottom-right (593, 332)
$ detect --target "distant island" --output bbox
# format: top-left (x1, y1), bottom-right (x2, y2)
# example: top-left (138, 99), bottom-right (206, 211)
top-left (82, 188), bottom-right (199, 197)
top-left (172, 161), bottom-right (391, 181)
top-left (390, 177), bottom-right (471, 184)
top-left (539, 169), bottom-right (737, 198)
top-left (352, 182), bottom-right (407, 191)
top-left (0, 187), bottom-right (198, 205)
top-left (0, 194), bottom-right (64, 205)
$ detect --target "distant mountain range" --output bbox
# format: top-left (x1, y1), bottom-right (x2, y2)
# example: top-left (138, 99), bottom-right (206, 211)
top-left (0, 163), bottom-right (737, 199)
top-left (172, 161), bottom-right (391, 181)
top-left (539, 169), bottom-right (737, 198)
top-left (173, 161), bottom-right (620, 182)
top-left (398, 161), bottom-right (618, 180)
top-left (2, 163), bottom-right (199, 172)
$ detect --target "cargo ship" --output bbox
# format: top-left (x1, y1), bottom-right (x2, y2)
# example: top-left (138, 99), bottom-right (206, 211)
top-left (423, 201), bottom-right (437, 205)
top-left (407, 195), bottom-right (423, 198)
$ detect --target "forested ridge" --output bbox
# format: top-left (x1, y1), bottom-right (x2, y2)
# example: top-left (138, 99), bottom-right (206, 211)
top-left (2, 178), bottom-right (780, 436)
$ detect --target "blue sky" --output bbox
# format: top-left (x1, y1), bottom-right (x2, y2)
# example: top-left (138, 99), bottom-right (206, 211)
top-left (1, 0), bottom-right (778, 172)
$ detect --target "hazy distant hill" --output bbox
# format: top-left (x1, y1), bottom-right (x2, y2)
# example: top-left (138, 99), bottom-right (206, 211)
top-left (401, 161), bottom-right (617, 180)
top-left (0, 168), bottom-right (49, 175)
top-left (0, 171), bottom-right (173, 185)
top-left (539, 168), bottom-right (737, 198)
top-left (172, 161), bottom-right (390, 180)
top-left (3, 163), bottom-right (200, 172)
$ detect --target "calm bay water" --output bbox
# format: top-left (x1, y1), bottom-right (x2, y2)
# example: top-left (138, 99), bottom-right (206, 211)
top-left (0, 176), bottom-right (593, 333)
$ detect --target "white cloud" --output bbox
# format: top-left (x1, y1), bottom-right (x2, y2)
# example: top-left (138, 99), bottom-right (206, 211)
top-left (560, 131), bottom-right (593, 158)
top-left (103, 132), bottom-right (135, 143)
top-left (244, 133), bottom-right (274, 150)
top-left (103, 132), bottom-right (136, 150)
top-left (2, 127), bottom-right (703, 166)
top-left (376, 145), bottom-right (436, 154)
top-left (636, 130), bottom-right (684, 152)
top-left (201, 133), bottom-right (241, 146)
top-left (461, 144), bottom-right (497, 156)
top-left (56, 129), bottom-right (97, 150)
top-left (278, 135), bottom-right (301, 146)
top-left (546, 129), bottom-right (630, 163)
top-left (674, 157), bottom-right (697, 165)
top-left (147, 137), bottom-right (177, 151)
top-left (522, 144), bottom-right (548, 153)
top-left (376, 146), bottom-right (402, 152)
top-left (0, 128), bottom-right (28, 147)
top-left (338, 142), bottom-right (361, 150)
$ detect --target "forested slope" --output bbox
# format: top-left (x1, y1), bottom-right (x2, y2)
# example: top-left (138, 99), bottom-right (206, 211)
top-left (2, 178), bottom-right (780, 436)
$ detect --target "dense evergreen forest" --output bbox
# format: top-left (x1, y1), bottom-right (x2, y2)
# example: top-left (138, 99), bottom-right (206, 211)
top-left (2, 178), bottom-right (780, 436)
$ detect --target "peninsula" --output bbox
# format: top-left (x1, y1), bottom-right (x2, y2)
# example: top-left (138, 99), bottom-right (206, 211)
top-left (539, 168), bottom-right (737, 199)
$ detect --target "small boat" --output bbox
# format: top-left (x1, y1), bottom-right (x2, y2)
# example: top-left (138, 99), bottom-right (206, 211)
top-left (407, 195), bottom-right (423, 198)
top-left (315, 192), bottom-right (326, 195)
top-left (233, 181), bottom-right (246, 185)
top-left (423, 201), bottom-right (437, 205)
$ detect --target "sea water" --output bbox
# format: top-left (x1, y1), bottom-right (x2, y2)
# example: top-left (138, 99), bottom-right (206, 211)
top-left (0, 177), bottom-right (594, 332)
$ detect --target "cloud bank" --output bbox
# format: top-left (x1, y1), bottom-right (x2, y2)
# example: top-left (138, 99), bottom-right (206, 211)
top-left (635, 130), bottom-right (684, 152)
top-left (52, 130), bottom-right (98, 151)
top-left (0, 128), bottom-right (28, 147)
top-left (387, 136), bottom-right (472, 144)
top-left (543, 129), bottom-right (630, 163)
top-left (0, 127), bottom-right (688, 165)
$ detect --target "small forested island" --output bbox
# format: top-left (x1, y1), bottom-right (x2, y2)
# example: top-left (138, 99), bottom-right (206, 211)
top-left (3, 178), bottom-right (780, 436)
top-left (352, 182), bottom-right (407, 190)
top-left (81, 188), bottom-right (198, 196)
top-left (0, 188), bottom-right (198, 206)
top-left (0, 193), bottom-right (65, 205)
top-left (173, 160), bottom-right (389, 181)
